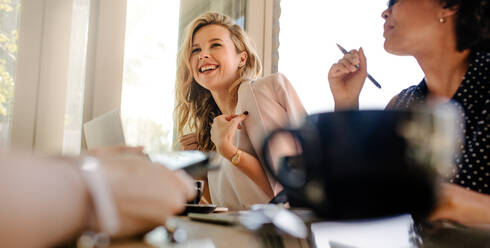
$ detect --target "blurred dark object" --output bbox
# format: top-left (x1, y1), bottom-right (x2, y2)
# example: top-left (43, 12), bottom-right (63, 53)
top-left (268, 190), bottom-right (288, 204)
top-left (180, 204), bottom-right (216, 215)
top-left (262, 109), bottom-right (459, 220)
top-left (187, 180), bottom-right (204, 204)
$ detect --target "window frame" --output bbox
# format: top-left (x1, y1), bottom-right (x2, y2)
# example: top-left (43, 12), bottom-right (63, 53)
top-left (10, 0), bottom-right (128, 154)
top-left (9, 0), bottom-right (272, 154)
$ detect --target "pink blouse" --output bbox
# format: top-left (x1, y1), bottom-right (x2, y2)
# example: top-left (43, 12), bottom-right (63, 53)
top-left (208, 73), bottom-right (307, 210)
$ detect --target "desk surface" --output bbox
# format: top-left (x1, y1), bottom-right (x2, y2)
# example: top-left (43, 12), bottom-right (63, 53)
top-left (108, 215), bottom-right (490, 248)
top-left (110, 216), bottom-right (310, 248)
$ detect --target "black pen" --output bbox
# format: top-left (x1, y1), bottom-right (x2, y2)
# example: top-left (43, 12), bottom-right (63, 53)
top-left (336, 43), bottom-right (382, 89)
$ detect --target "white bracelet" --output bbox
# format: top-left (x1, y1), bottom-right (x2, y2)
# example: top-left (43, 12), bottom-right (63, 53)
top-left (80, 157), bottom-right (120, 235)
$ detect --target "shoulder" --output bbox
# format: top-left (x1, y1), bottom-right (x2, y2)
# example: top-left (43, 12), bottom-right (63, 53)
top-left (251, 73), bottom-right (291, 90)
top-left (385, 94), bottom-right (400, 109)
top-left (398, 85), bottom-right (419, 100)
top-left (390, 84), bottom-right (419, 101)
top-left (385, 85), bottom-right (419, 110)
top-left (238, 73), bottom-right (293, 104)
top-left (470, 50), bottom-right (490, 76)
top-left (254, 72), bottom-right (288, 81)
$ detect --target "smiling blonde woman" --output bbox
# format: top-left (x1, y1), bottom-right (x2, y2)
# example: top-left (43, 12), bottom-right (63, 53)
top-left (174, 12), bottom-right (306, 210)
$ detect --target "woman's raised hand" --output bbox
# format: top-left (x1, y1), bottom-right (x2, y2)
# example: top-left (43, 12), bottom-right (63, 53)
top-left (179, 133), bottom-right (198, 150)
top-left (328, 48), bottom-right (368, 110)
top-left (210, 113), bottom-right (248, 158)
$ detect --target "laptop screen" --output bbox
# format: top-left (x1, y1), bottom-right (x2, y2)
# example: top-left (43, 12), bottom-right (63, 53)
top-left (84, 109), bottom-right (126, 149)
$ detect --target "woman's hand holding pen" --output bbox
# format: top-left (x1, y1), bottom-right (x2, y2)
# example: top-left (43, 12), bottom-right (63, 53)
top-left (210, 112), bottom-right (248, 160)
top-left (328, 48), bottom-right (368, 111)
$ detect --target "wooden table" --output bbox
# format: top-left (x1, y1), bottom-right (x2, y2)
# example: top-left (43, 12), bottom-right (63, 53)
top-left (109, 214), bottom-right (490, 248)
top-left (110, 215), bottom-right (311, 248)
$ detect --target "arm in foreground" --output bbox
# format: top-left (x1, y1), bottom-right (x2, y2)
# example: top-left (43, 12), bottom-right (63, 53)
top-left (0, 153), bottom-right (195, 247)
top-left (429, 183), bottom-right (490, 228)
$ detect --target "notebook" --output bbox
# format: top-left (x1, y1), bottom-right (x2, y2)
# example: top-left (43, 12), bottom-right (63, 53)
top-left (83, 108), bottom-right (126, 149)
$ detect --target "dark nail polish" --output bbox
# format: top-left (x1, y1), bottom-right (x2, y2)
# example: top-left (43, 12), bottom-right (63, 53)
top-left (243, 111), bottom-right (249, 115)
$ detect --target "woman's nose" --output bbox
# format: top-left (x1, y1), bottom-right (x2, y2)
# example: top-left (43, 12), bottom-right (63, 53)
top-left (199, 53), bottom-right (209, 60)
top-left (381, 8), bottom-right (390, 20)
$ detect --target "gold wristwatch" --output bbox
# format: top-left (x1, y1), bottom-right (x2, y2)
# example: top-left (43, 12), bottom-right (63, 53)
top-left (231, 149), bottom-right (242, 166)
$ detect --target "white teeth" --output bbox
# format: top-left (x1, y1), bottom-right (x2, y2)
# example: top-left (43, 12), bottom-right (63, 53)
top-left (200, 65), bottom-right (217, 72)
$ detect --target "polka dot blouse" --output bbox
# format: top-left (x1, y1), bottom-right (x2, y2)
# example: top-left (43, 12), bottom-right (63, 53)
top-left (388, 51), bottom-right (490, 194)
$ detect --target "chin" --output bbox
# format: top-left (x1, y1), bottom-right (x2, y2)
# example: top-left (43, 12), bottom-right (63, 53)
top-left (384, 41), bottom-right (395, 54)
top-left (384, 40), bottom-right (410, 56)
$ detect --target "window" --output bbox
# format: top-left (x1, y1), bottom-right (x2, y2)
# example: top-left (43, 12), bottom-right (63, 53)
top-left (121, 0), bottom-right (181, 153)
top-left (278, 0), bottom-right (424, 113)
top-left (179, 0), bottom-right (247, 43)
top-left (63, 0), bottom-right (91, 155)
top-left (0, 0), bottom-right (20, 147)
top-left (121, 0), bottom-right (247, 153)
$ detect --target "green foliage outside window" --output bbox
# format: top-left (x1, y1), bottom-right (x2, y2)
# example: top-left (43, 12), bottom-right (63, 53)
top-left (0, 0), bottom-right (19, 120)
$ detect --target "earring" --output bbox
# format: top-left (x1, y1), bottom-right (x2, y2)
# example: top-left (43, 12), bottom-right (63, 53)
top-left (440, 17), bottom-right (446, 23)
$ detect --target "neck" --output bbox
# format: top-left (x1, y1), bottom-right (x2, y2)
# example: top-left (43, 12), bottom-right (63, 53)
top-left (414, 40), bottom-right (470, 99)
top-left (211, 86), bottom-right (239, 115)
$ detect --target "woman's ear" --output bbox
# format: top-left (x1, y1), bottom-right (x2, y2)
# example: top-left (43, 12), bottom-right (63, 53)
top-left (441, 3), bottom-right (458, 18)
top-left (239, 51), bottom-right (248, 67)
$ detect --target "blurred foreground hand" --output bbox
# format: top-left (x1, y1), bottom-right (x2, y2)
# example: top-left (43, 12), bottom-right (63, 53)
top-left (0, 152), bottom-right (196, 247)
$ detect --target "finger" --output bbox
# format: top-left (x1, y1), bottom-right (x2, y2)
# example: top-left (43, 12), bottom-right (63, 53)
top-left (359, 47), bottom-right (368, 75)
top-left (181, 137), bottom-right (197, 144)
top-left (183, 143), bottom-right (198, 150)
top-left (225, 114), bottom-right (239, 121)
top-left (345, 51), bottom-right (360, 66)
top-left (328, 63), bottom-right (351, 79)
top-left (180, 133), bottom-right (196, 139)
top-left (129, 146), bottom-right (145, 153)
top-left (126, 146), bottom-right (146, 157)
top-left (339, 58), bottom-right (358, 72)
top-left (237, 111), bottom-right (248, 129)
top-left (215, 115), bottom-right (232, 126)
top-left (180, 137), bottom-right (196, 145)
top-left (181, 140), bottom-right (198, 147)
top-left (211, 117), bottom-right (219, 127)
top-left (180, 133), bottom-right (196, 140)
top-left (180, 139), bottom-right (196, 147)
top-left (180, 135), bottom-right (197, 144)
top-left (336, 61), bottom-right (356, 74)
top-left (113, 145), bottom-right (134, 152)
top-left (348, 49), bottom-right (357, 54)
top-left (231, 114), bottom-right (248, 127)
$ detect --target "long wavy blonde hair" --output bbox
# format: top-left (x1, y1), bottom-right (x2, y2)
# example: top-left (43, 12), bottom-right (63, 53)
top-left (175, 12), bottom-right (262, 151)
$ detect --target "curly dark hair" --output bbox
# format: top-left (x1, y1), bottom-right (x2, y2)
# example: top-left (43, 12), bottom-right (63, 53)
top-left (441, 0), bottom-right (489, 51)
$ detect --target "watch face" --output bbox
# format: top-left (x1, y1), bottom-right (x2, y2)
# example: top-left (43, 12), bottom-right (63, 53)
top-left (232, 155), bottom-right (239, 165)
top-left (231, 150), bottom-right (241, 165)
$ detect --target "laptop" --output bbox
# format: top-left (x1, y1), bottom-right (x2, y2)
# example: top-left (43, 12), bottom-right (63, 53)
top-left (83, 109), bottom-right (217, 176)
top-left (83, 108), bottom-right (126, 150)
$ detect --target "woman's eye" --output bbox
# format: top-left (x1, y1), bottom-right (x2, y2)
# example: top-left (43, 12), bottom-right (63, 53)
top-left (211, 43), bottom-right (221, 48)
top-left (388, 0), bottom-right (397, 8)
top-left (191, 48), bottom-right (200, 54)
